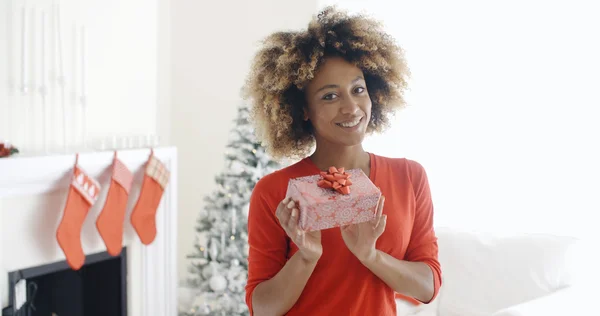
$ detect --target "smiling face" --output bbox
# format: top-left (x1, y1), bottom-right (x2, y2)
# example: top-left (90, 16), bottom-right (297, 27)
top-left (304, 57), bottom-right (372, 148)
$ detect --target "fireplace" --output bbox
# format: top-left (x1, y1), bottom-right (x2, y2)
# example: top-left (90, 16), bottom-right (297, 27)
top-left (4, 249), bottom-right (127, 316)
top-left (0, 147), bottom-right (179, 316)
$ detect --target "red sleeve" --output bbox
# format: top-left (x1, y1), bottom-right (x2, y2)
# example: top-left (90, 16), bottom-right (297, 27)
top-left (404, 159), bottom-right (442, 303)
top-left (245, 176), bottom-right (289, 315)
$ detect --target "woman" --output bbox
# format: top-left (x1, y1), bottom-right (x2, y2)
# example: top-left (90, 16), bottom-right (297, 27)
top-left (243, 7), bottom-right (441, 316)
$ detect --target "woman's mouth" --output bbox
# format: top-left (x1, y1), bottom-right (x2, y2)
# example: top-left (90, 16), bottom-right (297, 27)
top-left (336, 117), bottom-right (363, 130)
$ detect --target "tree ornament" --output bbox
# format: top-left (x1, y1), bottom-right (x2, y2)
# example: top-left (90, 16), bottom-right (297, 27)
top-left (209, 274), bottom-right (227, 292)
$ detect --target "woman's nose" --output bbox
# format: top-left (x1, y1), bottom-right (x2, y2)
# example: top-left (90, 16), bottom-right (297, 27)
top-left (340, 96), bottom-right (360, 115)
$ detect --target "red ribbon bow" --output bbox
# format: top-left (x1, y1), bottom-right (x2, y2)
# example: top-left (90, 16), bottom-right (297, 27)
top-left (317, 166), bottom-right (353, 195)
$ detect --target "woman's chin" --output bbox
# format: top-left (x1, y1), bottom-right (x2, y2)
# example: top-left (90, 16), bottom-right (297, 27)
top-left (327, 134), bottom-right (366, 148)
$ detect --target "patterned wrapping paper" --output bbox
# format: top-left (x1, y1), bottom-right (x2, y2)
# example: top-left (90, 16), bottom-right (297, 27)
top-left (285, 169), bottom-right (381, 232)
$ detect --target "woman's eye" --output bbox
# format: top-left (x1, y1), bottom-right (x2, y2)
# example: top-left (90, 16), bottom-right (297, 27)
top-left (354, 87), bottom-right (365, 94)
top-left (323, 93), bottom-right (337, 100)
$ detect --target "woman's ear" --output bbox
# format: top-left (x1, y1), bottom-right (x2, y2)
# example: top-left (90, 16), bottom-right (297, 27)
top-left (303, 108), bottom-right (309, 121)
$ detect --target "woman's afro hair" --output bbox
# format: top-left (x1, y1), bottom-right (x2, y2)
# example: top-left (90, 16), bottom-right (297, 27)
top-left (242, 6), bottom-right (410, 161)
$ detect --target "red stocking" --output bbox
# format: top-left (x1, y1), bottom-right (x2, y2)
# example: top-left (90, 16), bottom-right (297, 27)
top-left (96, 153), bottom-right (133, 256)
top-left (131, 151), bottom-right (170, 245)
top-left (56, 157), bottom-right (101, 270)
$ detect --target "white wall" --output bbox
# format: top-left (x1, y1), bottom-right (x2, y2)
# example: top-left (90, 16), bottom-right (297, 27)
top-left (0, 0), bottom-right (166, 153)
top-left (170, 0), bottom-right (319, 282)
top-left (157, 0), bottom-right (171, 146)
top-left (319, 0), bottom-right (600, 240)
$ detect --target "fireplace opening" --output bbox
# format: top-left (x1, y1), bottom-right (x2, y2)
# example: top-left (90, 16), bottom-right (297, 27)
top-left (4, 249), bottom-right (127, 316)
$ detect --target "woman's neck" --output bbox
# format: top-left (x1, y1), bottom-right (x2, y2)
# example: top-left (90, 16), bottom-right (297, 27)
top-left (309, 144), bottom-right (371, 174)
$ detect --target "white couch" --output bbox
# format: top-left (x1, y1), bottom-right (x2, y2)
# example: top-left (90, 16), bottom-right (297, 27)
top-left (396, 227), bottom-right (594, 316)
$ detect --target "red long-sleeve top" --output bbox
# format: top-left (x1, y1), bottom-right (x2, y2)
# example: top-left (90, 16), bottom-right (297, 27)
top-left (246, 153), bottom-right (442, 315)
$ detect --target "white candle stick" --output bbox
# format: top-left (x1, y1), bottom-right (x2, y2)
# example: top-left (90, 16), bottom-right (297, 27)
top-left (80, 25), bottom-right (87, 148)
top-left (55, 2), bottom-right (64, 84)
top-left (29, 9), bottom-right (36, 91)
top-left (70, 23), bottom-right (77, 101)
top-left (40, 11), bottom-right (48, 153)
top-left (66, 22), bottom-right (82, 151)
top-left (54, 1), bottom-right (67, 152)
top-left (70, 23), bottom-right (78, 150)
top-left (29, 8), bottom-right (37, 153)
top-left (80, 26), bottom-right (86, 103)
top-left (20, 6), bottom-right (28, 94)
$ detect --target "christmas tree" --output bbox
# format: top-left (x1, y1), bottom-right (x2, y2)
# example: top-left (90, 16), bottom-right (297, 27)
top-left (182, 104), bottom-right (282, 316)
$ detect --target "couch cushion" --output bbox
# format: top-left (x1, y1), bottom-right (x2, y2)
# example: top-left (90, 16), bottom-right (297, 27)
top-left (434, 227), bottom-right (579, 316)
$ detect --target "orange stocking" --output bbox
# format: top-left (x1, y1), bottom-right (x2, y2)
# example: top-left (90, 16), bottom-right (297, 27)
top-left (131, 151), bottom-right (170, 245)
top-left (96, 154), bottom-right (133, 256)
top-left (56, 160), bottom-right (101, 270)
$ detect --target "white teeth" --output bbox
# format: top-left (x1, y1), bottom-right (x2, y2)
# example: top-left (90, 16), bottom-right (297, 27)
top-left (338, 118), bottom-right (361, 128)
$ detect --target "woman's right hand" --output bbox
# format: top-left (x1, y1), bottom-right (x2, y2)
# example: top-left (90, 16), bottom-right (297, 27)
top-left (275, 197), bottom-right (322, 263)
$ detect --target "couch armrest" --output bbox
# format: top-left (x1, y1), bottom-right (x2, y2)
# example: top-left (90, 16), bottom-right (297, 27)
top-left (491, 286), bottom-right (591, 316)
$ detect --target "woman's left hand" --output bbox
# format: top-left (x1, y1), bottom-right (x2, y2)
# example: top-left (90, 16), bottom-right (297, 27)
top-left (341, 195), bottom-right (387, 263)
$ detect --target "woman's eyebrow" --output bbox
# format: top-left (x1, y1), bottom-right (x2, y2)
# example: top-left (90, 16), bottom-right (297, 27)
top-left (315, 76), bottom-right (365, 94)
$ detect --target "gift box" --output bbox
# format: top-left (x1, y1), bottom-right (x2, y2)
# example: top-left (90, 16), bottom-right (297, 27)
top-left (285, 167), bottom-right (381, 232)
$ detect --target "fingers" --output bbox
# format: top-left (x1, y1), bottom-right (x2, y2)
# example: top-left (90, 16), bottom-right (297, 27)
top-left (375, 214), bottom-right (387, 235)
top-left (275, 197), bottom-right (290, 218)
top-left (277, 198), bottom-right (294, 226)
top-left (378, 196), bottom-right (385, 218)
top-left (276, 198), bottom-right (305, 242)
top-left (288, 207), bottom-right (300, 234)
top-left (340, 224), bottom-right (354, 233)
top-left (299, 229), bottom-right (306, 247)
top-left (372, 195), bottom-right (385, 227)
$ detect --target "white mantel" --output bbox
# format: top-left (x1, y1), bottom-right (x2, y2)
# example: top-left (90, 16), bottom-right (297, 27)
top-left (0, 147), bottom-right (178, 316)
